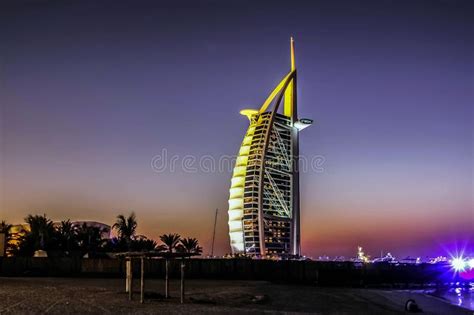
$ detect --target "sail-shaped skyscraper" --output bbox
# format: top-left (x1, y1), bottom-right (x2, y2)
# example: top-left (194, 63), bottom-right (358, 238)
top-left (228, 38), bottom-right (312, 257)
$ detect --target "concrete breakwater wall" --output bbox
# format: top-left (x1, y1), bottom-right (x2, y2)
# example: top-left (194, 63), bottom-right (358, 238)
top-left (0, 257), bottom-right (448, 286)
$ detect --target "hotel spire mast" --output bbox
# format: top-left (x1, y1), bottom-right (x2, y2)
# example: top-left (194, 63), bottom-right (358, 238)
top-left (289, 37), bottom-right (300, 256)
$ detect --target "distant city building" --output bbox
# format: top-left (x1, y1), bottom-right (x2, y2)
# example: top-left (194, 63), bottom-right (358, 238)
top-left (227, 38), bottom-right (312, 257)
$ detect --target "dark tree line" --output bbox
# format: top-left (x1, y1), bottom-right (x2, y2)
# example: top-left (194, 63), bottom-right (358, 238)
top-left (1, 213), bottom-right (201, 258)
top-left (0, 221), bottom-right (15, 256)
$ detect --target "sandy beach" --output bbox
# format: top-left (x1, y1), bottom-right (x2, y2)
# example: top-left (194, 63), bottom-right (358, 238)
top-left (0, 277), bottom-right (471, 314)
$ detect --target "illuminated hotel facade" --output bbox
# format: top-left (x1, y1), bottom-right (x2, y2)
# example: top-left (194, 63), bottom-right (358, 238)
top-left (228, 38), bottom-right (312, 257)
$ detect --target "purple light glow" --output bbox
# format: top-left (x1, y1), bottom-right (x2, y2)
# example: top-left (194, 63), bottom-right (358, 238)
top-left (469, 259), bottom-right (474, 269)
top-left (450, 256), bottom-right (474, 281)
top-left (452, 258), bottom-right (466, 272)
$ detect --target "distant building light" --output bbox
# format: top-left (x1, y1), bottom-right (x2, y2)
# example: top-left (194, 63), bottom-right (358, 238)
top-left (451, 257), bottom-right (466, 272)
top-left (468, 258), bottom-right (474, 269)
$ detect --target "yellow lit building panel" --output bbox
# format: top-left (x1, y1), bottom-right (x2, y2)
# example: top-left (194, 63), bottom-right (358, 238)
top-left (238, 145), bottom-right (250, 156)
top-left (236, 156), bottom-right (248, 166)
top-left (228, 209), bottom-right (243, 221)
top-left (231, 176), bottom-right (245, 188)
top-left (229, 187), bottom-right (244, 199)
top-left (228, 220), bottom-right (243, 232)
top-left (228, 198), bottom-right (243, 210)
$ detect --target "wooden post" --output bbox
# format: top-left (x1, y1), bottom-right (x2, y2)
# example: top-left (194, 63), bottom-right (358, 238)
top-left (180, 258), bottom-right (185, 303)
top-left (140, 257), bottom-right (145, 304)
top-left (127, 259), bottom-right (131, 294)
top-left (127, 258), bottom-right (133, 300)
top-left (125, 259), bottom-right (131, 292)
top-left (165, 259), bottom-right (169, 298)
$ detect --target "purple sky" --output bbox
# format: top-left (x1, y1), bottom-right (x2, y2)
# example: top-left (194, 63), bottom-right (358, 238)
top-left (1, 0), bottom-right (472, 258)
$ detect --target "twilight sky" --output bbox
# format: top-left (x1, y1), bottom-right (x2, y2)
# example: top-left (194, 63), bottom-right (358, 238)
top-left (1, 0), bottom-right (472, 258)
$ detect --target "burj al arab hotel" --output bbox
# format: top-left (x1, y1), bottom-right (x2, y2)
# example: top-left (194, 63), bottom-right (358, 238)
top-left (228, 38), bottom-right (312, 257)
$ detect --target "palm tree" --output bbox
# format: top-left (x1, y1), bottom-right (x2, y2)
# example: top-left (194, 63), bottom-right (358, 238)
top-left (0, 221), bottom-right (12, 237)
top-left (0, 221), bottom-right (11, 233)
top-left (178, 237), bottom-right (202, 255)
top-left (10, 226), bottom-right (33, 257)
top-left (55, 220), bottom-right (79, 254)
top-left (176, 237), bottom-right (201, 303)
top-left (112, 212), bottom-right (137, 250)
top-left (24, 214), bottom-right (55, 251)
top-left (159, 233), bottom-right (181, 299)
top-left (76, 222), bottom-right (107, 257)
top-left (130, 235), bottom-right (157, 252)
top-left (159, 233), bottom-right (181, 253)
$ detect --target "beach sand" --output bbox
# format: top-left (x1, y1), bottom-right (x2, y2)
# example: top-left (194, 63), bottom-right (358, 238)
top-left (0, 277), bottom-right (470, 314)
